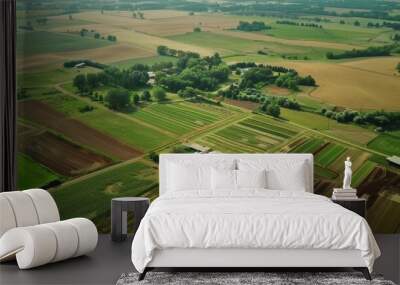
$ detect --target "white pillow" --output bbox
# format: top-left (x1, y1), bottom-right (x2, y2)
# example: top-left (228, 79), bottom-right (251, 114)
top-left (236, 169), bottom-right (267, 189)
top-left (211, 168), bottom-right (236, 191)
top-left (238, 159), bottom-right (307, 191)
top-left (168, 163), bottom-right (210, 191)
top-left (167, 158), bottom-right (236, 192)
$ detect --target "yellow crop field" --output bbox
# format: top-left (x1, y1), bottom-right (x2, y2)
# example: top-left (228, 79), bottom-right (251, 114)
top-left (340, 56), bottom-right (400, 76)
top-left (278, 61), bottom-right (400, 111)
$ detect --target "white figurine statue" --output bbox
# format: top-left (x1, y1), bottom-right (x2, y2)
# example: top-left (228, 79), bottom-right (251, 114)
top-left (342, 157), bottom-right (352, 190)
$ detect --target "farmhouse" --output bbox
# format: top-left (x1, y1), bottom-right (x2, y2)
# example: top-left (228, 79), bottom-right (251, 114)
top-left (182, 143), bottom-right (211, 153)
top-left (147, 71), bottom-right (156, 85)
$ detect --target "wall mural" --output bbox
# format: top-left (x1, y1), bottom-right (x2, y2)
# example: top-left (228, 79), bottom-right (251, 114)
top-left (17, 0), bottom-right (400, 233)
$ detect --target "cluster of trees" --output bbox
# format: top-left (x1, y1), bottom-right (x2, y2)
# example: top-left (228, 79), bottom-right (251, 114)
top-left (104, 86), bottom-right (165, 111)
top-left (79, 28), bottom-right (117, 42)
top-left (397, 63), bottom-right (400, 72)
top-left (64, 59), bottom-right (107, 69)
top-left (320, 109), bottom-right (400, 129)
top-left (366, 21), bottom-right (400, 31)
top-left (239, 67), bottom-right (274, 89)
top-left (132, 11), bottom-right (144, 19)
top-left (156, 52), bottom-right (230, 92)
top-left (107, 35), bottom-right (117, 42)
top-left (73, 64), bottom-right (149, 93)
top-left (393, 34), bottom-right (400, 42)
top-left (78, 105), bottom-right (94, 113)
top-left (219, 84), bottom-right (301, 115)
top-left (382, 22), bottom-right (400, 31)
top-left (275, 72), bottom-right (316, 91)
top-left (326, 45), bottom-right (393, 60)
top-left (261, 101), bottom-right (280, 118)
top-left (105, 89), bottom-right (130, 110)
top-left (157, 45), bottom-right (198, 58)
top-left (193, 27), bottom-right (201, 32)
top-left (237, 21), bottom-right (271, 31)
top-left (229, 62), bottom-right (315, 91)
top-left (260, 96), bottom-right (302, 117)
top-left (276, 20), bottom-right (322, 28)
top-left (229, 62), bottom-right (296, 74)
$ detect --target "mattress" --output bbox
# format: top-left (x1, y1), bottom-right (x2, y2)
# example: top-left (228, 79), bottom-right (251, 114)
top-left (131, 190), bottom-right (380, 273)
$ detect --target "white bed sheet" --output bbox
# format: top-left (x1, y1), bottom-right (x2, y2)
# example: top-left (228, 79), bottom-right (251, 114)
top-left (131, 190), bottom-right (380, 273)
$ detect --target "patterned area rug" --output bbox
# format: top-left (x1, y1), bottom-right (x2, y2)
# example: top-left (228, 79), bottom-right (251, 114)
top-left (116, 272), bottom-right (395, 285)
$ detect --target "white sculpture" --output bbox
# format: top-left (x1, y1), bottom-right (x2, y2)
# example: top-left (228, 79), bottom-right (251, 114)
top-left (342, 157), bottom-right (352, 190)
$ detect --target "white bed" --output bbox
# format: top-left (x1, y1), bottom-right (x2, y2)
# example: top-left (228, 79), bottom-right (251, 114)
top-left (131, 154), bottom-right (380, 280)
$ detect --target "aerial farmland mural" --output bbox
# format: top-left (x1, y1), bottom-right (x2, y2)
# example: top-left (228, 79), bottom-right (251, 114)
top-left (16, 0), bottom-right (400, 233)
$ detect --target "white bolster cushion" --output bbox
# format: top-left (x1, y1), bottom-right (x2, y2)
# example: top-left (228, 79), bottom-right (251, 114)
top-left (24, 189), bottom-right (60, 224)
top-left (64, 218), bottom-right (98, 257)
top-left (0, 226), bottom-right (57, 269)
top-left (1, 192), bottom-right (39, 227)
top-left (0, 196), bottom-right (17, 237)
top-left (0, 218), bottom-right (98, 269)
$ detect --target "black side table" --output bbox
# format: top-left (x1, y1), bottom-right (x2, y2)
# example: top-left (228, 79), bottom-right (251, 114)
top-left (332, 198), bottom-right (366, 218)
top-left (111, 197), bottom-right (150, 242)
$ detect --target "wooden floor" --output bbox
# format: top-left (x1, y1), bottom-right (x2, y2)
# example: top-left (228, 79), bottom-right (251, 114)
top-left (0, 234), bottom-right (398, 285)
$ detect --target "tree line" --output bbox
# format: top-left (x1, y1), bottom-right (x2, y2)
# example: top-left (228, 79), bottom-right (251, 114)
top-left (237, 21), bottom-right (271, 31)
top-left (276, 20), bottom-right (322, 28)
top-left (79, 28), bottom-right (117, 42)
top-left (321, 109), bottom-right (400, 130)
top-left (326, 45), bottom-right (394, 60)
top-left (229, 62), bottom-right (297, 74)
top-left (218, 84), bottom-right (301, 118)
top-left (64, 59), bottom-right (107, 69)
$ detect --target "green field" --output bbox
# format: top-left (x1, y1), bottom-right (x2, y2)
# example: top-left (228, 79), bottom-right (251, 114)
top-left (17, 153), bottom-right (60, 189)
top-left (291, 138), bottom-right (325, 153)
top-left (17, 31), bottom-right (112, 56)
top-left (50, 160), bottom-right (157, 232)
top-left (239, 116), bottom-right (298, 139)
top-left (314, 164), bottom-right (338, 179)
top-left (18, 67), bottom-right (100, 88)
top-left (315, 144), bottom-right (346, 167)
top-left (352, 160), bottom-right (377, 187)
top-left (78, 109), bottom-right (174, 151)
top-left (15, 2), bottom-right (400, 234)
top-left (265, 23), bottom-right (386, 46)
top-left (368, 191), bottom-right (400, 233)
top-left (131, 101), bottom-right (231, 135)
top-left (43, 94), bottom-right (90, 117)
top-left (368, 134), bottom-right (400, 156)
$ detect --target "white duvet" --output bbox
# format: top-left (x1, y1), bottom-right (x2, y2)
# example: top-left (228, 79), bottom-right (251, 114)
top-left (131, 190), bottom-right (380, 273)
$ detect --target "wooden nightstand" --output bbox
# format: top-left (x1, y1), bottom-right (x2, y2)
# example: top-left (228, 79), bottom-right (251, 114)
top-left (332, 198), bottom-right (366, 218)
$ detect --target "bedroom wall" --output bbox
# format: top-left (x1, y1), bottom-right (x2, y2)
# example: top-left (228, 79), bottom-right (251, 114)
top-left (15, 1), bottom-right (400, 233)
